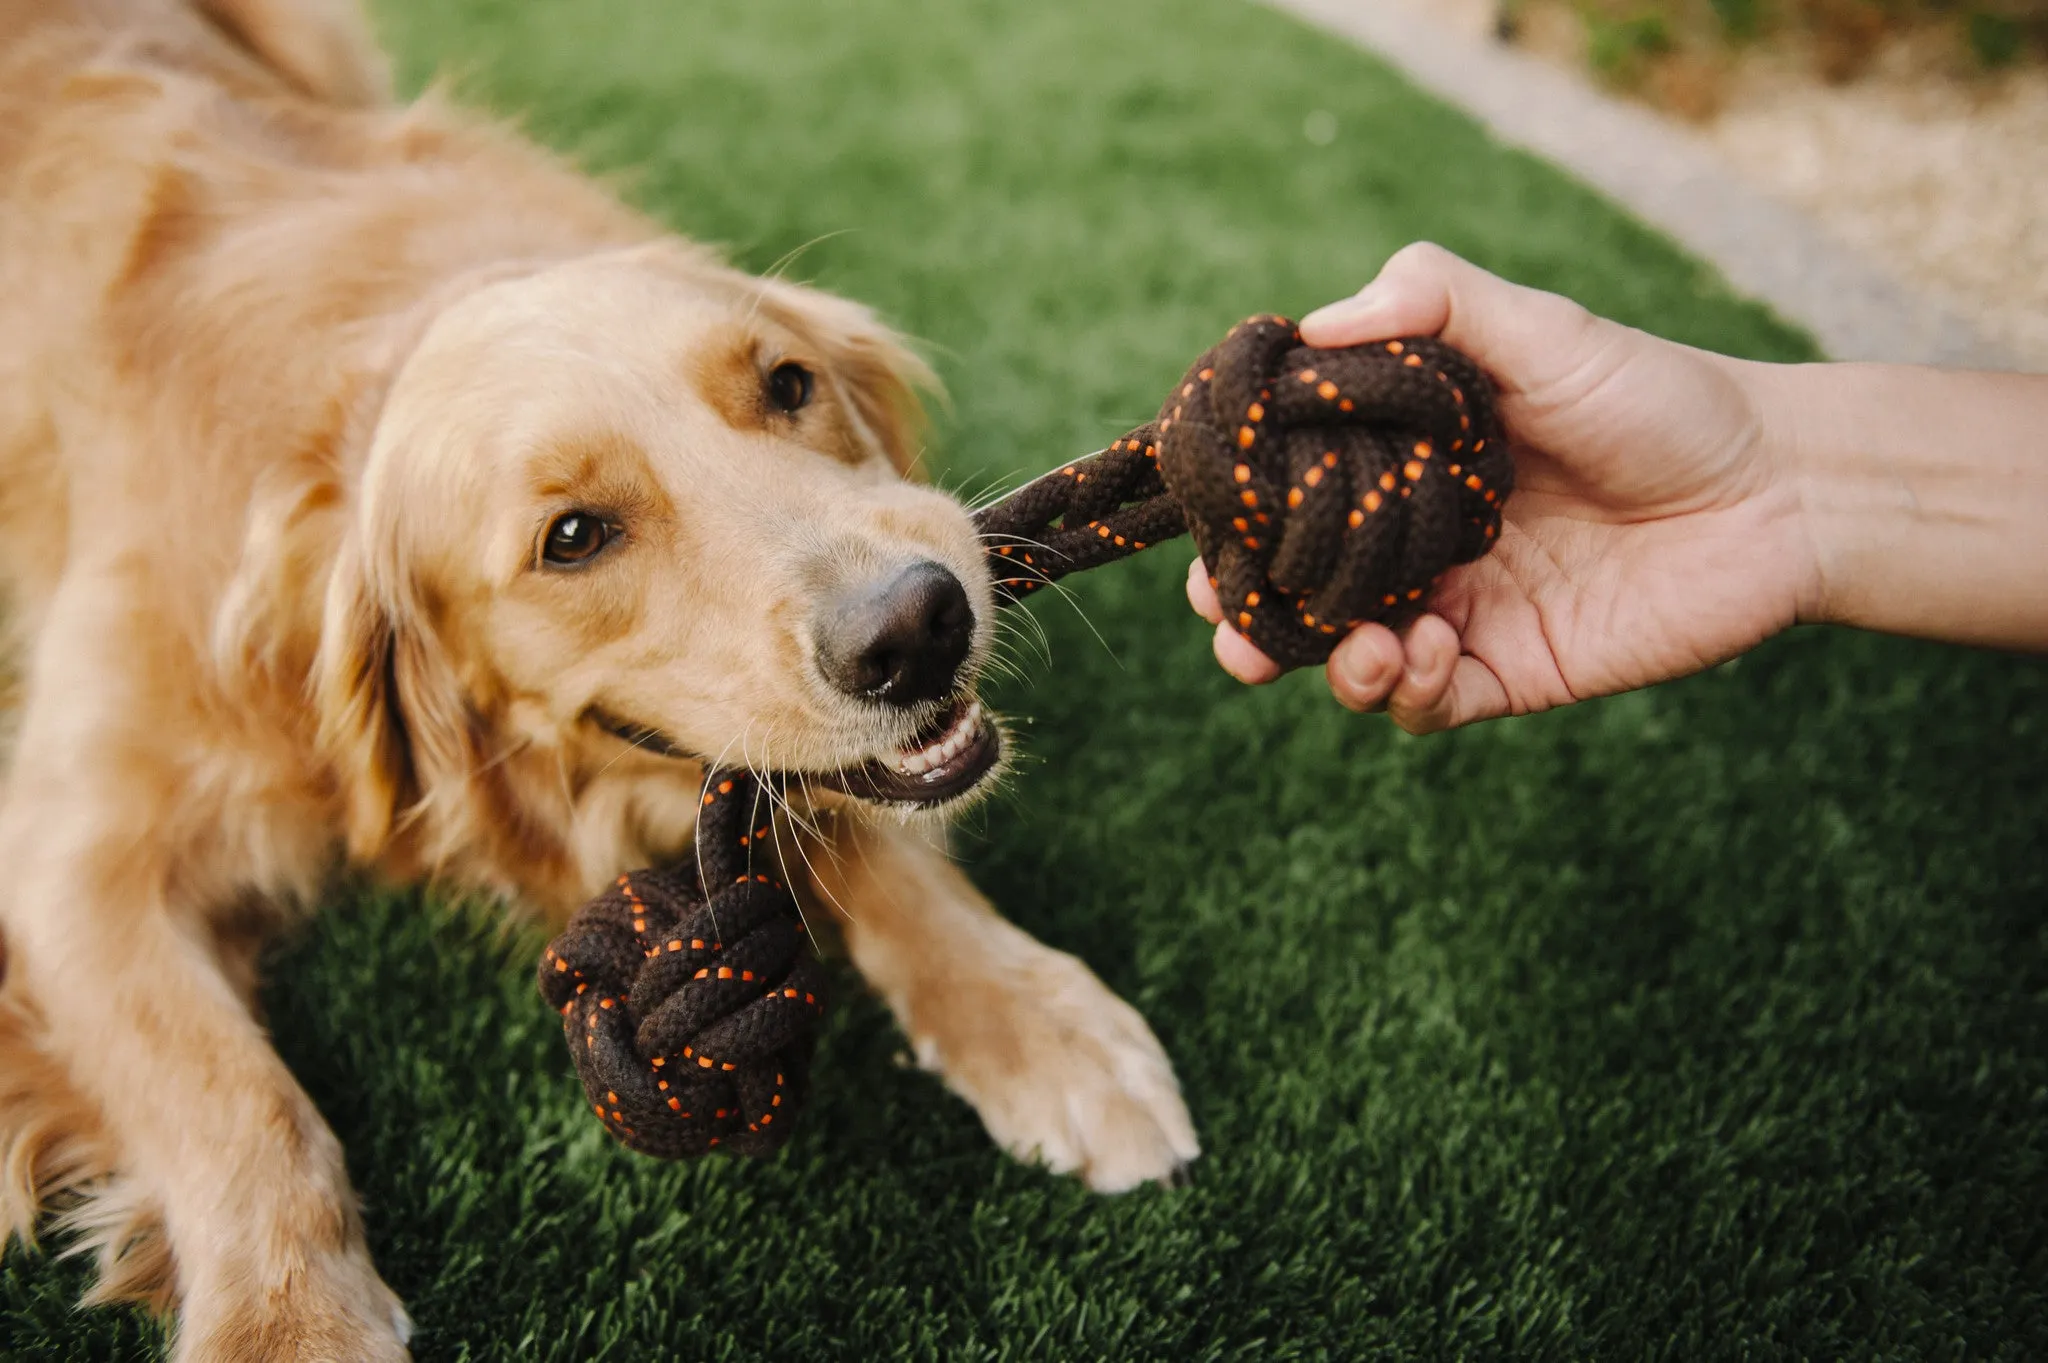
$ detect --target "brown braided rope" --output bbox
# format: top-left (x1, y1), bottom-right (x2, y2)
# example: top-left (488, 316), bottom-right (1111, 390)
top-left (974, 315), bottom-right (1512, 669)
top-left (541, 316), bottom-right (1510, 1161)
top-left (538, 771), bottom-right (826, 1159)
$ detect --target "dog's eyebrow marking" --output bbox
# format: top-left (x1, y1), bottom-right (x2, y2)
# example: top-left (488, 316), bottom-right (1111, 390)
top-left (684, 322), bottom-right (866, 466)
top-left (528, 432), bottom-right (668, 521)
top-left (685, 324), bottom-right (772, 436)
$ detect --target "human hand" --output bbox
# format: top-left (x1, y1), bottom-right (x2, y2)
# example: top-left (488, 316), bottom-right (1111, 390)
top-left (1186, 242), bottom-right (1819, 731)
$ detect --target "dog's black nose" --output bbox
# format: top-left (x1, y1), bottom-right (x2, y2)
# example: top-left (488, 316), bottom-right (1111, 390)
top-left (816, 560), bottom-right (974, 708)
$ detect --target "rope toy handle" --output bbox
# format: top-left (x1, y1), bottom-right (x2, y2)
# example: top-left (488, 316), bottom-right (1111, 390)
top-left (974, 315), bottom-right (1512, 669)
top-left (541, 316), bottom-right (1511, 1161)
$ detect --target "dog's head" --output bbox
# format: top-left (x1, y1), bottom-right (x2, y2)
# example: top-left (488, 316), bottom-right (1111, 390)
top-left (316, 244), bottom-right (1003, 889)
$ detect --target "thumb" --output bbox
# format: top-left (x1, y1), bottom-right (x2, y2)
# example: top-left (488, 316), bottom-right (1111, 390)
top-left (1298, 243), bottom-right (1603, 398)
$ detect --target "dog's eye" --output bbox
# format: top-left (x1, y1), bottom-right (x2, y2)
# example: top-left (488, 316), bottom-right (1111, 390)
top-left (767, 361), bottom-right (814, 413)
top-left (542, 512), bottom-right (612, 566)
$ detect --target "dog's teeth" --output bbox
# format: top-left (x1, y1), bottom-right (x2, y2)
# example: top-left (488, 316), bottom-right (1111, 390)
top-left (889, 700), bottom-right (984, 779)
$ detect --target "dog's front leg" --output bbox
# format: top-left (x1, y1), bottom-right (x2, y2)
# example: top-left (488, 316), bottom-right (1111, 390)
top-left (0, 761), bottom-right (408, 1356)
top-left (798, 813), bottom-right (1198, 1191)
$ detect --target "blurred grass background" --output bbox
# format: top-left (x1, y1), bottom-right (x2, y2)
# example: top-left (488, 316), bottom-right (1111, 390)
top-left (3, 0), bottom-right (2045, 1357)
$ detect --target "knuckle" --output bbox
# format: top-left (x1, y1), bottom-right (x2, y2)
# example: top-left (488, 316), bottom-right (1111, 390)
top-left (1390, 240), bottom-right (1453, 272)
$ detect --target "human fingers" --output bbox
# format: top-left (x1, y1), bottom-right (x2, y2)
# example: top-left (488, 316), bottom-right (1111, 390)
top-left (1324, 623), bottom-right (1404, 712)
top-left (1211, 621), bottom-right (1282, 685)
top-left (1382, 615), bottom-right (1513, 734)
top-left (1298, 243), bottom-right (1602, 397)
top-left (1186, 558), bottom-right (1223, 624)
top-left (1380, 613), bottom-right (1460, 731)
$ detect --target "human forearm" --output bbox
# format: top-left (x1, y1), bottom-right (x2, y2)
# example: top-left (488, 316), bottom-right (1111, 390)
top-left (1212, 243), bottom-right (2048, 723)
top-left (1766, 362), bottom-right (2048, 651)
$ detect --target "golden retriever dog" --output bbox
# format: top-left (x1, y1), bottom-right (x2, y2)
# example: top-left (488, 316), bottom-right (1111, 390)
top-left (0, 0), bottom-right (1198, 1355)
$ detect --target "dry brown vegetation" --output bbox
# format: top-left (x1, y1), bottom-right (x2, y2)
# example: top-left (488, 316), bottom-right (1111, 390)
top-left (1501, 0), bottom-right (2048, 115)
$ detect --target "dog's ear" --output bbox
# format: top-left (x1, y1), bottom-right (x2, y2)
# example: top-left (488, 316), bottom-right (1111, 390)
top-left (756, 281), bottom-right (940, 478)
top-left (313, 538), bottom-right (475, 864)
top-left (191, 0), bottom-right (392, 107)
top-left (827, 318), bottom-right (937, 480)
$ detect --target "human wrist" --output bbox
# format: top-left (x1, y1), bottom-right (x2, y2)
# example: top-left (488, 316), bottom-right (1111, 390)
top-left (1727, 356), bottom-right (1836, 629)
top-left (1770, 360), bottom-right (1911, 632)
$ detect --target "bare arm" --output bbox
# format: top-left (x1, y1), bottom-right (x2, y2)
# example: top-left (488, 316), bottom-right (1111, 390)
top-left (1775, 361), bottom-right (2048, 649)
top-left (1189, 243), bottom-right (2048, 732)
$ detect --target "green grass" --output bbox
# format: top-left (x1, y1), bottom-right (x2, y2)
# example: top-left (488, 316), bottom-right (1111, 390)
top-left (6, 0), bottom-right (2047, 1357)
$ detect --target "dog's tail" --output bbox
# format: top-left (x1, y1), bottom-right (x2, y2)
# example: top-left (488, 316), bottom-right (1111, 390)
top-left (192, 0), bottom-right (391, 107)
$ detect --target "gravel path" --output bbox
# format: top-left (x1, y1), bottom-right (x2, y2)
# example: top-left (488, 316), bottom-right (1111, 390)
top-left (1711, 46), bottom-right (2048, 371)
top-left (1263, 0), bottom-right (2023, 371)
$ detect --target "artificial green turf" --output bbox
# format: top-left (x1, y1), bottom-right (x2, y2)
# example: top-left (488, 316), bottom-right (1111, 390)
top-left (5, 0), bottom-right (2045, 1358)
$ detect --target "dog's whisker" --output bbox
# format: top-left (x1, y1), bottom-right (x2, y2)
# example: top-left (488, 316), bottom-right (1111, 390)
top-left (790, 771), bottom-right (850, 874)
top-left (992, 611), bottom-right (1053, 670)
top-left (977, 654), bottom-right (1025, 689)
top-left (773, 764), bottom-right (830, 843)
top-left (737, 719), bottom-right (822, 845)
top-left (721, 722), bottom-right (781, 945)
top-left (976, 644), bottom-right (1033, 691)
top-left (972, 529), bottom-right (1075, 562)
top-left (765, 768), bottom-right (826, 848)
top-left (936, 471), bottom-right (1018, 514)
top-left (898, 441), bottom-right (940, 485)
top-left (1018, 575), bottom-right (1122, 667)
top-left (768, 797), bottom-right (839, 950)
top-left (742, 727), bottom-right (839, 950)
top-left (471, 730), bottom-right (535, 779)
top-left (934, 469), bottom-right (1001, 502)
top-left (775, 765), bottom-right (842, 870)
top-left (757, 229), bottom-right (854, 286)
top-left (752, 761), bottom-right (831, 961)
top-left (823, 758), bottom-right (875, 922)
top-left (590, 716), bottom-right (661, 783)
top-left (694, 725), bottom-right (752, 942)
top-left (749, 724), bottom-right (826, 845)
top-left (998, 610), bottom-right (1053, 665)
top-left (994, 603), bottom-right (1055, 671)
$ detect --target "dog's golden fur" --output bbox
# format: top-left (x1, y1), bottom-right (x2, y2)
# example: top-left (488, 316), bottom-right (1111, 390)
top-left (0, 1), bottom-right (1196, 1357)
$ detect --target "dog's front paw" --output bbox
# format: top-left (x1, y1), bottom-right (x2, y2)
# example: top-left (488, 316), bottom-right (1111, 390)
top-left (911, 946), bottom-right (1199, 1193)
top-left (175, 1244), bottom-right (411, 1363)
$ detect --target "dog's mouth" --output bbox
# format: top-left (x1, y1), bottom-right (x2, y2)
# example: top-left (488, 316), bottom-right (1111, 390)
top-left (810, 694), bottom-right (1002, 808)
top-left (589, 693), bottom-right (1001, 809)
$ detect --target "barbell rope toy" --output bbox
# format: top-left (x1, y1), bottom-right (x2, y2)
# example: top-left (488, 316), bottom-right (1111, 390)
top-left (540, 314), bottom-right (1510, 1158)
top-left (974, 314), bottom-right (1512, 667)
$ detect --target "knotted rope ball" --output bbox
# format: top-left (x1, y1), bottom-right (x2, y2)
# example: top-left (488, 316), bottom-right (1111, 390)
top-left (543, 316), bottom-right (1510, 1161)
top-left (974, 315), bottom-right (1513, 669)
top-left (538, 771), bottom-right (826, 1158)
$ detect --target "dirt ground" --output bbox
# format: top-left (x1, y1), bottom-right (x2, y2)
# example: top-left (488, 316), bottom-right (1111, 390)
top-left (1422, 0), bottom-right (2047, 370)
